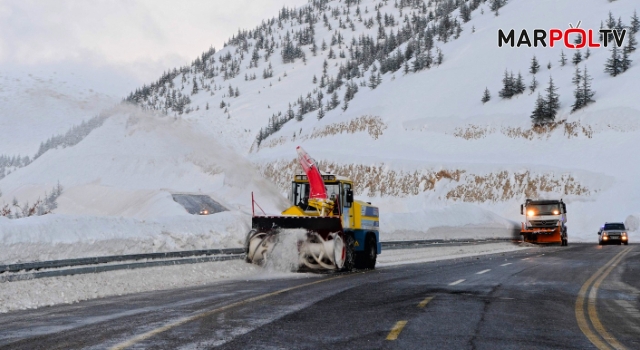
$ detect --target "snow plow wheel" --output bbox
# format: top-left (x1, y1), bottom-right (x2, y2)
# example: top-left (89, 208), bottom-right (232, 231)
top-left (356, 235), bottom-right (377, 270)
top-left (340, 234), bottom-right (355, 272)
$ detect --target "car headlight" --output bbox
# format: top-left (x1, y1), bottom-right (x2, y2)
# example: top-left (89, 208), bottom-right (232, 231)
top-left (622, 232), bottom-right (627, 236)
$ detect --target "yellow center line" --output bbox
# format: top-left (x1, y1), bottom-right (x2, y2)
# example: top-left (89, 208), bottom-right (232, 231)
top-left (575, 247), bottom-right (631, 350)
top-left (418, 296), bottom-right (434, 308)
top-left (587, 248), bottom-right (631, 350)
top-left (386, 320), bottom-right (408, 340)
top-left (110, 275), bottom-right (345, 350)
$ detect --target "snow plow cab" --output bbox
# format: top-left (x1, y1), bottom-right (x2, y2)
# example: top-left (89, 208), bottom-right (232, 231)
top-left (245, 147), bottom-right (380, 271)
top-left (520, 199), bottom-right (568, 246)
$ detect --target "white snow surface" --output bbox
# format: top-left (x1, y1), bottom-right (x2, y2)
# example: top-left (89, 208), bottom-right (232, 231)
top-left (2, 0), bottom-right (640, 266)
top-left (0, 67), bottom-right (119, 155)
top-left (0, 242), bottom-right (526, 314)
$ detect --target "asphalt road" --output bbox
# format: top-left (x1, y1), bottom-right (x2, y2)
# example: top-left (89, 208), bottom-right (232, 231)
top-left (0, 243), bottom-right (638, 349)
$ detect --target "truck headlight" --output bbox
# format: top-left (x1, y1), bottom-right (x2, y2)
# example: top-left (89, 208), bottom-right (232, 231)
top-left (553, 210), bottom-right (559, 215)
top-left (527, 210), bottom-right (535, 217)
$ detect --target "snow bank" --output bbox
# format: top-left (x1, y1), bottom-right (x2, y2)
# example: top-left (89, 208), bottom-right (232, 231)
top-left (0, 242), bottom-right (528, 314)
top-left (0, 212), bottom-right (251, 264)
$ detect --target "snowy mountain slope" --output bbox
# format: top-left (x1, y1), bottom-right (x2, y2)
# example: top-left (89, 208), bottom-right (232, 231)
top-left (120, 0), bottom-right (640, 241)
top-left (2, 0), bottom-right (640, 262)
top-left (0, 105), bottom-right (290, 263)
top-left (0, 67), bottom-right (119, 156)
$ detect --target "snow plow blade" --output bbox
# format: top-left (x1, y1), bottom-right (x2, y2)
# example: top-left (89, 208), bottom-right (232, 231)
top-left (245, 216), bottom-right (346, 270)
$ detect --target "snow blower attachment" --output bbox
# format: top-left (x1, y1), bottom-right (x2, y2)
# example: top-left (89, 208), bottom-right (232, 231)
top-left (245, 146), bottom-right (381, 271)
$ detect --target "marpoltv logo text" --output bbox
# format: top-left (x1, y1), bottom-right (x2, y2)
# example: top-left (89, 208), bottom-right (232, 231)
top-left (498, 22), bottom-right (626, 49)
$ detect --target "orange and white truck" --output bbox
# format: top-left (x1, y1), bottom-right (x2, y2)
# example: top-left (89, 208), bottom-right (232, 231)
top-left (520, 199), bottom-right (568, 246)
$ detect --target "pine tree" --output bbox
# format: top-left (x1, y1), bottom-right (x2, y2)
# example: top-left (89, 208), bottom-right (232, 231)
top-left (529, 75), bottom-right (538, 93)
top-left (317, 104), bottom-right (325, 120)
top-left (481, 87), bottom-right (491, 103)
top-left (605, 45), bottom-right (622, 76)
top-left (329, 92), bottom-right (340, 110)
top-left (631, 10), bottom-right (640, 34)
top-left (544, 76), bottom-right (560, 122)
top-left (342, 99), bottom-right (349, 111)
top-left (621, 45), bottom-right (632, 72)
top-left (191, 78), bottom-right (199, 95)
top-left (515, 72), bottom-right (526, 95)
top-left (581, 66), bottom-right (595, 108)
top-left (572, 50), bottom-right (582, 65)
top-left (460, 3), bottom-right (471, 22)
top-left (547, 61), bottom-right (552, 70)
top-left (530, 93), bottom-right (547, 125)
top-left (585, 47), bottom-right (591, 59)
top-left (625, 32), bottom-right (637, 53)
top-left (499, 70), bottom-right (516, 98)
top-left (530, 56), bottom-right (540, 75)
top-left (368, 72), bottom-right (378, 89)
top-left (559, 51), bottom-right (567, 66)
top-left (571, 66), bottom-right (584, 112)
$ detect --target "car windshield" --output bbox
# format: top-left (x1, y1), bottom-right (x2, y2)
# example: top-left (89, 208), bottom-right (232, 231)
top-left (528, 204), bottom-right (560, 215)
top-left (604, 223), bottom-right (625, 230)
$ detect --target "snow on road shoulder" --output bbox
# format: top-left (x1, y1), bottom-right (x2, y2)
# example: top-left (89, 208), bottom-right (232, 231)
top-left (377, 242), bottom-right (529, 267)
top-left (0, 260), bottom-right (262, 314)
top-left (1, 241), bottom-right (530, 314)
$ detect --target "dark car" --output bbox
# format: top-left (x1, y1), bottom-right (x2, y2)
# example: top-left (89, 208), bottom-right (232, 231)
top-left (598, 222), bottom-right (629, 245)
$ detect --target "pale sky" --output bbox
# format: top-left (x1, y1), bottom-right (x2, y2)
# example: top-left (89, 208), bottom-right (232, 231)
top-left (0, 0), bottom-right (308, 95)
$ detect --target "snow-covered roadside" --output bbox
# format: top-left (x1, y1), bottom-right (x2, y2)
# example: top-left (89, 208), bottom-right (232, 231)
top-left (377, 242), bottom-right (529, 267)
top-left (0, 212), bottom-right (250, 264)
top-left (0, 242), bottom-right (529, 314)
top-left (0, 260), bottom-right (259, 313)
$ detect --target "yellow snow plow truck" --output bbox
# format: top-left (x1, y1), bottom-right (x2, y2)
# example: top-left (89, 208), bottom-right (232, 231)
top-left (244, 146), bottom-right (380, 271)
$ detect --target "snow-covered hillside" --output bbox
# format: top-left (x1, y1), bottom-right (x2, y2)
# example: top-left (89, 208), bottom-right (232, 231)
top-left (2, 0), bottom-right (640, 264)
top-left (121, 0), bottom-right (640, 241)
top-left (0, 67), bottom-right (119, 156)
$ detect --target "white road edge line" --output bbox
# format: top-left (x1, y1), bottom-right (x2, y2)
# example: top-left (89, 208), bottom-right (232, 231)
top-left (476, 269), bottom-right (491, 275)
top-left (449, 279), bottom-right (465, 286)
top-left (500, 263), bottom-right (512, 266)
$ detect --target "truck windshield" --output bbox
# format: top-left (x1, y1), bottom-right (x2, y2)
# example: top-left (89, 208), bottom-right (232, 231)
top-left (529, 204), bottom-right (560, 215)
top-left (603, 223), bottom-right (625, 230)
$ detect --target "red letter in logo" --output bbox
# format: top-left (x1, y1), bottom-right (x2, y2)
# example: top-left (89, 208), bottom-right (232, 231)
top-left (587, 29), bottom-right (600, 48)
top-left (549, 29), bottom-right (563, 47)
top-left (565, 28), bottom-right (586, 49)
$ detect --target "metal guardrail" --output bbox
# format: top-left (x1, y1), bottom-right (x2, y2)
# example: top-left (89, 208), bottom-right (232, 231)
top-left (0, 238), bottom-right (516, 283)
top-left (0, 248), bottom-right (244, 274)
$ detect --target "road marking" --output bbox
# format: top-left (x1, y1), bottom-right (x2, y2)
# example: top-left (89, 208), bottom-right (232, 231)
top-left (522, 258), bottom-right (530, 260)
top-left (386, 320), bottom-right (408, 340)
top-left (418, 296), bottom-right (434, 308)
top-left (587, 248), bottom-right (631, 350)
top-left (110, 275), bottom-right (345, 350)
top-left (476, 269), bottom-right (491, 275)
top-left (575, 247), bottom-right (632, 350)
top-left (449, 279), bottom-right (465, 286)
top-left (500, 263), bottom-right (512, 266)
